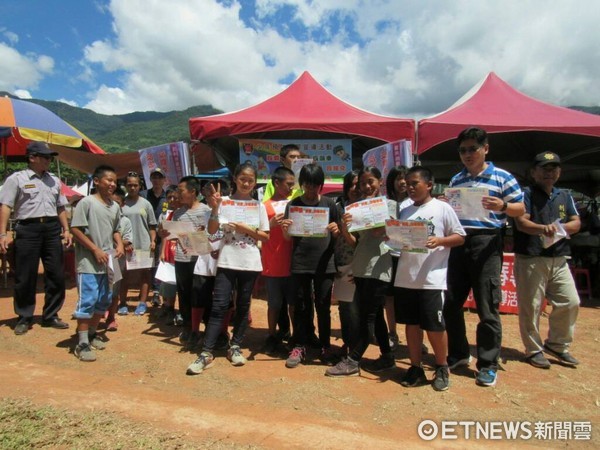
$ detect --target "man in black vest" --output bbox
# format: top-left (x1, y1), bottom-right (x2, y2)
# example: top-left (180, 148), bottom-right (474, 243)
top-left (513, 151), bottom-right (581, 369)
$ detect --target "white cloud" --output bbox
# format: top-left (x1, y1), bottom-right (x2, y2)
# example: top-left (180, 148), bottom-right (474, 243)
top-left (0, 43), bottom-right (54, 94)
top-left (14, 89), bottom-right (32, 99)
top-left (57, 98), bottom-right (79, 107)
top-left (72, 0), bottom-right (600, 116)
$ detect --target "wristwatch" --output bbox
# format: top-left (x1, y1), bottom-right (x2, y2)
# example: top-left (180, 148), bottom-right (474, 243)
top-left (500, 201), bottom-right (508, 212)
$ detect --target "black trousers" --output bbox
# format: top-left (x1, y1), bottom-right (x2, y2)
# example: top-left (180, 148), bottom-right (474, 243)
top-left (444, 233), bottom-right (503, 371)
top-left (13, 220), bottom-right (65, 323)
top-left (349, 277), bottom-right (390, 361)
top-left (290, 273), bottom-right (334, 348)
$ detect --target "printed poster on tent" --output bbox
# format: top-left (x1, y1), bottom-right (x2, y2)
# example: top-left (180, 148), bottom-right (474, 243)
top-left (361, 140), bottom-right (412, 196)
top-left (239, 139), bottom-right (352, 183)
top-left (139, 142), bottom-right (190, 187)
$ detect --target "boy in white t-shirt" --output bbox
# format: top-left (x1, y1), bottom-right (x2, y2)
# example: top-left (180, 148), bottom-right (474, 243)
top-left (394, 167), bottom-right (465, 391)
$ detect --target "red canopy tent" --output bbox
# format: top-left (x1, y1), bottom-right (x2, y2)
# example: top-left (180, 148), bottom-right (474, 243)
top-left (417, 72), bottom-right (600, 194)
top-left (189, 71), bottom-right (415, 170)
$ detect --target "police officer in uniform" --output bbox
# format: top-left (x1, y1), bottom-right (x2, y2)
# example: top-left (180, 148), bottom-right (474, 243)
top-left (0, 141), bottom-right (72, 335)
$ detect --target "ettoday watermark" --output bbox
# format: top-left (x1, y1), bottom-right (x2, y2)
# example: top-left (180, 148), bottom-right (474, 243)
top-left (417, 420), bottom-right (592, 441)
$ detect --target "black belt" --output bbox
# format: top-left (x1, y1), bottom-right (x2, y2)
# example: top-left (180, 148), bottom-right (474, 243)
top-left (18, 217), bottom-right (59, 224)
top-left (466, 228), bottom-right (502, 236)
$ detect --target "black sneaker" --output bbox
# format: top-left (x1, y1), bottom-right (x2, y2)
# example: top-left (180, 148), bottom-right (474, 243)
top-left (400, 365), bottom-right (427, 387)
top-left (432, 365), bottom-right (450, 391)
top-left (263, 335), bottom-right (280, 356)
top-left (362, 353), bottom-right (396, 373)
top-left (543, 345), bottom-right (579, 366)
top-left (447, 355), bottom-right (472, 370)
top-left (173, 313), bottom-right (184, 327)
top-left (526, 352), bottom-right (551, 369)
top-left (319, 347), bottom-right (339, 366)
top-left (388, 333), bottom-right (400, 351)
top-left (178, 329), bottom-right (192, 344)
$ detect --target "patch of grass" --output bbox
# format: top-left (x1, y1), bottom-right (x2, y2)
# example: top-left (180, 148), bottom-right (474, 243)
top-left (0, 398), bottom-right (253, 450)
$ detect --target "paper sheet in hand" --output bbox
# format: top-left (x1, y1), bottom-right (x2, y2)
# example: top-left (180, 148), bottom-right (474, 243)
top-left (107, 249), bottom-right (122, 285)
top-left (177, 232), bottom-right (213, 255)
top-left (345, 196), bottom-right (389, 232)
top-left (126, 249), bottom-right (154, 270)
top-left (271, 200), bottom-right (289, 215)
top-left (445, 187), bottom-right (488, 221)
top-left (220, 199), bottom-right (260, 228)
top-left (384, 219), bottom-right (429, 253)
top-left (287, 206), bottom-right (329, 237)
top-left (162, 221), bottom-right (196, 239)
top-left (155, 261), bottom-right (176, 284)
top-left (542, 219), bottom-right (569, 249)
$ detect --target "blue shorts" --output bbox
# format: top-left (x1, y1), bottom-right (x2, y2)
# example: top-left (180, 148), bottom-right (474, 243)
top-left (74, 273), bottom-right (111, 319)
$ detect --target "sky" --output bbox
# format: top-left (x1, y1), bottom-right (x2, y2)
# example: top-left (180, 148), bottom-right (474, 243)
top-left (1, 0), bottom-right (599, 118)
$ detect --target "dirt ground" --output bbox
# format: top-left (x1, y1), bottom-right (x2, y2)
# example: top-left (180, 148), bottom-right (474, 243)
top-left (0, 272), bottom-right (598, 449)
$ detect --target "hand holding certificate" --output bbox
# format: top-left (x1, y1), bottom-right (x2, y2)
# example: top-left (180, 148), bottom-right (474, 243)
top-left (385, 219), bottom-right (429, 253)
top-left (345, 196), bottom-right (390, 232)
top-left (287, 206), bottom-right (330, 237)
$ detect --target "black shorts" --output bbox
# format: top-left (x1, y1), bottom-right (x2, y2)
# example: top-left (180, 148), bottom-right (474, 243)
top-left (394, 287), bottom-right (445, 332)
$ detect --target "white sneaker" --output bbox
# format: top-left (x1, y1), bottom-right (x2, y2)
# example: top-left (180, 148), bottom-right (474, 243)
top-left (186, 352), bottom-right (214, 375)
top-left (227, 345), bottom-right (247, 366)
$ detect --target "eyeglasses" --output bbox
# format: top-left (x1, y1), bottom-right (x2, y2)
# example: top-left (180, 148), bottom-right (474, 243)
top-left (458, 145), bottom-right (482, 155)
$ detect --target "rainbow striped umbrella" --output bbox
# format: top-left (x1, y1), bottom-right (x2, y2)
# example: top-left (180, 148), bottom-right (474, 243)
top-left (0, 96), bottom-right (104, 161)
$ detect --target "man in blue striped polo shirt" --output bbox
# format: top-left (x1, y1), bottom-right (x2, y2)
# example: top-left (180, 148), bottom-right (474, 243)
top-left (443, 127), bottom-right (525, 387)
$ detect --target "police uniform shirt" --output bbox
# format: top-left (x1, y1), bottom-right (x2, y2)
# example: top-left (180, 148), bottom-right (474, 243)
top-left (513, 185), bottom-right (578, 257)
top-left (0, 168), bottom-right (68, 220)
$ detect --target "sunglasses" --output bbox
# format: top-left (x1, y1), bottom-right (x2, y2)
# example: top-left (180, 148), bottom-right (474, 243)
top-left (458, 145), bottom-right (482, 155)
top-left (127, 171), bottom-right (139, 177)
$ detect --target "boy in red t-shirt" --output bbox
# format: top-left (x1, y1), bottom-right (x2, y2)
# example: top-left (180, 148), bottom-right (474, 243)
top-left (261, 167), bottom-right (296, 355)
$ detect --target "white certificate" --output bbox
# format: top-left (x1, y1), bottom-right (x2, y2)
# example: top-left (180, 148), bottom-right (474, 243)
top-left (287, 206), bottom-right (329, 237)
top-left (162, 220), bottom-right (196, 238)
top-left (177, 232), bottom-right (213, 256)
top-left (345, 196), bottom-right (390, 232)
top-left (155, 261), bottom-right (176, 284)
top-left (126, 249), bottom-right (155, 270)
top-left (385, 219), bottom-right (429, 253)
top-left (444, 187), bottom-right (488, 221)
top-left (220, 199), bottom-right (260, 228)
top-left (542, 219), bottom-right (569, 249)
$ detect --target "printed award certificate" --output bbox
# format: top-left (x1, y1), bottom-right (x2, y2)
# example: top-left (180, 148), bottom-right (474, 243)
top-left (287, 206), bottom-right (329, 237)
top-left (345, 196), bottom-right (390, 232)
top-left (220, 199), bottom-right (260, 228)
top-left (384, 219), bottom-right (429, 253)
top-left (444, 187), bottom-right (488, 221)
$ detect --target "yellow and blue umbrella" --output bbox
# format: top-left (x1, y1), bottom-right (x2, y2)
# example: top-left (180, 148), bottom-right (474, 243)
top-left (0, 96), bottom-right (105, 161)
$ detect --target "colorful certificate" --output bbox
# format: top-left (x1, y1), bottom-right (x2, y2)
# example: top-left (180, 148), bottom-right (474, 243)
top-left (384, 219), bottom-right (429, 253)
top-left (220, 199), bottom-right (260, 228)
top-left (287, 206), bottom-right (330, 237)
top-left (444, 187), bottom-right (488, 221)
top-left (345, 196), bottom-right (390, 232)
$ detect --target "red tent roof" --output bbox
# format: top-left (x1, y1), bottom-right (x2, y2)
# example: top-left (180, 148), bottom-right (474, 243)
top-left (417, 72), bottom-right (600, 155)
top-left (189, 71), bottom-right (414, 143)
